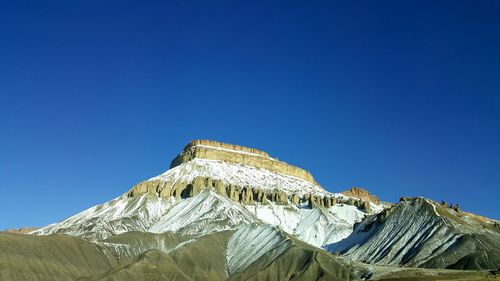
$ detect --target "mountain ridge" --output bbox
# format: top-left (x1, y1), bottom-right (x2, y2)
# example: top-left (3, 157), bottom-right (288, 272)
top-left (2, 140), bottom-right (499, 281)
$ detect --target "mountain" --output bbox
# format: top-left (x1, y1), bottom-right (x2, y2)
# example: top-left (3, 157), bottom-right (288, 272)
top-left (2, 140), bottom-right (499, 281)
top-left (326, 197), bottom-right (500, 270)
top-left (32, 140), bottom-right (381, 247)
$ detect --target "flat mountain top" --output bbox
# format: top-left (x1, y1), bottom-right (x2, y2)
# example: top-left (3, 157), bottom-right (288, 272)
top-left (170, 140), bottom-right (317, 185)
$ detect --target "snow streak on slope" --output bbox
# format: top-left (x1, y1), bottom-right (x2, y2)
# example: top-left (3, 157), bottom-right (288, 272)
top-left (329, 204), bottom-right (369, 222)
top-left (226, 224), bottom-right (291, 275)
top-left (150, 189), bottom-right (256, 235)
top-left (31, 186), bottom-right (374, 248)
top-left (326, 198), bottom-right (462, 266)
top-left (150, 158), bottom-right (331, 196)
top-left (244, 202), bottom-right (366, 247)
top-left (244, 203), bottom-right (302, 233)
top-left (294, 208), bottom-right (354, 247)
top-left (32, 195), bottom-right (175, 241)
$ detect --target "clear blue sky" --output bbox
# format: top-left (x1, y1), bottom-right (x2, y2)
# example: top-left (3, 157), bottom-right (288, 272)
top-left (1, 1), bottom-right (499, 229)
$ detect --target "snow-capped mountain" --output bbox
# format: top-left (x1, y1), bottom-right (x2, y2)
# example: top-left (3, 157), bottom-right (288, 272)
top-left (15, 140), bottom-right (498, 281)
top-left (33, 140), bottom-right (381, 248)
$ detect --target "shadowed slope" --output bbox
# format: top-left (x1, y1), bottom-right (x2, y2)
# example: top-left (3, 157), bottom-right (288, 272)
top-left (326, 197), bottom-right (500, 270)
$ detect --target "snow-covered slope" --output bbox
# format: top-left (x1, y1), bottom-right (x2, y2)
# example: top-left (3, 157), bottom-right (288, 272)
top-left (33, 187), bottom-right (370, 247)
top-left (244, 202), bottom-right (364, 247)
top-left (293, 207), bottom-right (354, 247)
top-left (150, 189), bottom-right (255, 235)
top-left (32, 194), bottom-right (175, 241)
top-left (327, 198), bottom-right (454, 265)
top-left (325, 197), bottom-right (500, 270)
top-left (31, 140), bottom-right (384, 251)
top-left (226, 224), bottom-right (291, 275)
top-left (150, 158), bottom-right (330, 197)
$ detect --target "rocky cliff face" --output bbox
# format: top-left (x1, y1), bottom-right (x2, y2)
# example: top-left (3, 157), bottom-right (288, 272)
top-left (170, 140), bottom-right (317, 184)
top-left (128, 140), bottom-right (373, 211)
top-left (341, 187), bottom-right (380, 204)
top-left (128, 140), bottom-right (378, 212)
top-left (128, 176), bottom-right (369, 210)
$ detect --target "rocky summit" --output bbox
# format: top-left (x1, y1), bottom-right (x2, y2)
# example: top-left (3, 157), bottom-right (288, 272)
top-left (128, 140), bottom-right (371, 210)
top-left (1, 140), bottom-right (499, 281)
top-left (170, 140), bottom-right (317, 183)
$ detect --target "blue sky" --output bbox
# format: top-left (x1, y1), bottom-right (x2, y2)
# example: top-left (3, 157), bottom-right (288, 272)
top-left (1, 1), bottom-right (499, 229)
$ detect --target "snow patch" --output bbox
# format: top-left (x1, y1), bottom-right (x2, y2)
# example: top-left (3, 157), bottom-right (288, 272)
top-left (294, 208), bottom-right (354, 247)
top-left (328, 204), bottom-right (366, 225)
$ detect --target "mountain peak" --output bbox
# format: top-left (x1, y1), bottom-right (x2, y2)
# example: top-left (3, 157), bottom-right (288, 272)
top-left (127, 141), bottom-right (381, 211)
top-left (170, 140), bottom-right (317, 185)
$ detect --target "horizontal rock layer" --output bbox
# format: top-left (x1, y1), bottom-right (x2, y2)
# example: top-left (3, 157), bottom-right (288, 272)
top-left (170, 140), bottom-right (317, 185)
top-left (128, 177), bottom-right (372, 211)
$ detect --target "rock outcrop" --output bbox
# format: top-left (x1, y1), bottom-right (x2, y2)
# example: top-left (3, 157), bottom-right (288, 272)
top-left (170, 140), bottom-right (317, 185)
top-left (129, 175), bottom-right (371, 211)
top-left (341, 187), bottom-right (380, 204)
top-left (128, 140), bottom-right (374, 212)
